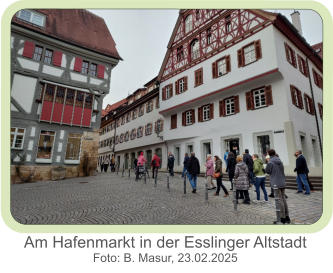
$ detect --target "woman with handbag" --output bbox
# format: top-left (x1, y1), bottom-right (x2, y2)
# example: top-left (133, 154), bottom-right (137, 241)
top-left (213, 155), bottom-right (229, 197)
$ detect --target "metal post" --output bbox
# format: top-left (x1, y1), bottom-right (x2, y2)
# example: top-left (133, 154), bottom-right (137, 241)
top-left (116, 165), bottom-right (119, 175)
top-left (232, 182), bottom-right (237, 211)
top-left (154, 169), bottom-right (157, 187)
top-left (128, 168), bottom-right (130, 178)
top-left (205, 183), bottom-right (208, 202)
top-left (273, 188), bottom-right (281, 224)
top-left (121, 168), bottom-right (124, 177)
top-left (144, 168), bottom-right (147, 184)
top-left (167, 174), bottom-right (170, 192)
top-left (183, 174), bottom-right (186, 195)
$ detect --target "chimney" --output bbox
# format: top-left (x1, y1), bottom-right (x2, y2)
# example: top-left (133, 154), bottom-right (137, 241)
top-left (291, 10), bottom-right (303, 36)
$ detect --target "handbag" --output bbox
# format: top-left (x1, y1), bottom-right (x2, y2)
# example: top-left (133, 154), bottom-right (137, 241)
top-left (213, 172), bottom-right (220, 178)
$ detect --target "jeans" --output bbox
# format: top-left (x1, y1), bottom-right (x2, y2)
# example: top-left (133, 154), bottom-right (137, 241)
top-left (248, 171), bottom-right (255, 184)
top-left (152, 167), bottom-right (158, 178)
top-left (188, 174), bottom-right (197, 190)
top-left (273, 188), bottom-right (289, 218)
top-left (216, 176), bottom-right (228, 195)
top-left (255, 177), bottom-right (268, 201)
top-left (296, 173), bottom-right (310, 194)
top-left (182, 167), bottom-right (187, 177)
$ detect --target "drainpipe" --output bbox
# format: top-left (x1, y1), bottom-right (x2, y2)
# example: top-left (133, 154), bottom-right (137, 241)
top-left (306, 57), bottom-right (322, 159)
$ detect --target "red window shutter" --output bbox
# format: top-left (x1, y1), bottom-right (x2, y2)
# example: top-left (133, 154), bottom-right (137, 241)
top-left (297, 55), bottom-right (302, 73)
top-left (162, 87), bottom-right (166, 100)
top-left (265, 85), bottom-right (273, 106)
top-left (219, 100), bottom-right (226, 117)
top-left (304, 60), bottom-right (309, 77)
top-left (255, 40), bottom-right (262, 59)
top-left (200, 69), bottom-right (203, 85)
top-left (23, 41), bottom-right (35, 58)
top-left (297, 90), bottom-right (304, 109)
top-left (175, 80), bottom-right (179, 95)
top-left (52, 51), bottom-right (63, 67)
top-left (310, 98), bottom-right (315, 115)
top-left (198, 106), bottom-right (203, 122)
top-left (246, 91), bottom-right (254, 110)
top-left (74, 57), bottom-right (82, 72)
top-left (237, 49), bottom-right (243, 67)
top-left (169, 84), bottom-right (173, 97)
top-left (291, 50), bottom-right (297, 68)
top-left (234, 95), bottom-right (240, 113)
top-left (319, 75), bottom-right (323, 89)
top-left (210, 103), bottom-right (214, 119)
top-left (212, 61), bottom-right (217, 78)
top-left (290, 85), bottom-right (297, 106)
top-left (184, 76), bottom-right (188, 91)
top-left (97, 65), bottom-right (105, 79)
top-left (226, 55), bottom-right (231, 72)
top-left (154, 121), bottom-right (157, 132)
top-left (318, 103), bottom-right (323, 119)
top-left (312, 69), bottom-right (318, 86)
top-left (191, 109), bottom-right (195, 123)
top-left (304, 94), bottom-right (309, 113)
top-left (182, 112), bottom-right (186, 126)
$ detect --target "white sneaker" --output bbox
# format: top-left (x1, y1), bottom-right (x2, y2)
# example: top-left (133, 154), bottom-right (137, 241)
top-left (252, 200), bottom-right (260, 204)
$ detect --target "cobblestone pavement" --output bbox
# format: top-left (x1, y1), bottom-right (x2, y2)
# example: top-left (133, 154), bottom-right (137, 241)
top-left (10, 171), bottom-right (322, 225)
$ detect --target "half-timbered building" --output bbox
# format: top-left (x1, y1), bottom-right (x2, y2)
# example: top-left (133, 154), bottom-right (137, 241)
top-left (157, 9), bottom-right (322, 176)
top-left (10, 9), bottom-right (121, 182)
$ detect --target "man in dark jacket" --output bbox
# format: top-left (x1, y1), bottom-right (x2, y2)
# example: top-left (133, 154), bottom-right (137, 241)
top-left (187, 152), bottom-right (200, 193)
top-left (182, 153), bottom-right (190, 178)
top-left (243, 149), bottom-right (254, 184)
top-left (265, 149), bottom-right (290, 224)
top-left (167, 152), bottom-right (175, 176)
top-left (294, 150), bottom-right (311, 195)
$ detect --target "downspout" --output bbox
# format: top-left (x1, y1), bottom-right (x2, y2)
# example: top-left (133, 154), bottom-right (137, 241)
top-left (306, 57), bottom-right (322, 159)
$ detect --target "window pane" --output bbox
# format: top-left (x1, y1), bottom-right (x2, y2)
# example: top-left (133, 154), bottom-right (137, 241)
top-left (244, 44), bottom-right (255, 65)
top-left (44, 49), bottom-right (53, 64)
top-left (37, 131), bottom-right (55, 159)
top-left (65, 133), bottom-right (82, 160)
top-left (18, 10), bottom-right (31, 21)
top-left (31, 13), bottom-right (44, 26)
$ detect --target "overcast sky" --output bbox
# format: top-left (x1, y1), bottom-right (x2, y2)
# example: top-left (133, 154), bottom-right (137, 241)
top-left (89, 9), bottom-right (323, 108)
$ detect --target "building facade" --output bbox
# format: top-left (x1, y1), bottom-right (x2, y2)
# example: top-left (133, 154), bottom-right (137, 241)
top-left (10, 9), bottom-right (121, 182)
top-left (157, 9), bottom-right (322, 176)
top-left (98, 77), bottom-right (167, 171)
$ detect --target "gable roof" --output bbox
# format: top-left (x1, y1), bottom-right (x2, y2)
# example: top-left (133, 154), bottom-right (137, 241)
top-left (12, 9), bottom-right (122, 60)
top-left (312, 42), bottom-right (323, 59)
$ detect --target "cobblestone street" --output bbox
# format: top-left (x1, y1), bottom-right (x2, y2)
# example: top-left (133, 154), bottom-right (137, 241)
top-left (11, 172), bottom-right (322, 225)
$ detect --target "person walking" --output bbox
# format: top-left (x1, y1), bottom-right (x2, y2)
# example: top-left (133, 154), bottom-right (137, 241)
top-left (135, 152), bottom-right (147, 181)
top-left (234, 155), bottom-right (250, 204)
top-left (187, 152), bottom-right (200, 193)
top-left (253, 154), bottom-right (268, 202)
top-left (213, 155), bottom-right (229, 197)
top-left (104, 157), bottom-right (109, 172)
top-left (226, 151), bottom-right (236, 191)
top-left (294, 150), bottom-right (311, 195)
top-left (151, 152), bottom-right (161, 179)
top-left (110, 155), bottom-right (115, 172)
top-left (223, 150), bottom-right (229, 169)
top-left (205, 154), bottom-right (216, 190)
top-left (182, 153), bottom-right (190, 178)
top-left (100, 158), bottom-right (104, 173)
top-left (167, 152), bottom-right (175, 177)
top-left (243, 149), bottom-right (254, 185)
top-left (265, 149), bottom-right (290, 224)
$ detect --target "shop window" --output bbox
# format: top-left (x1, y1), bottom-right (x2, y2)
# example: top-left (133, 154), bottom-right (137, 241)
top-left (65, 133), bottom-right (82, 162)
top-left (36, 130), bottom-right (55, 161)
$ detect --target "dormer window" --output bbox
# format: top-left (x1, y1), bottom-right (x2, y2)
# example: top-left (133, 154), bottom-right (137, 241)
top-left (16, 10), bottom-right (46, 28)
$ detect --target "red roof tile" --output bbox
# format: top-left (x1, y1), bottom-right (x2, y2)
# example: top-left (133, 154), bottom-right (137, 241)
top-left (12, 9), bottom-right (122, 60)
top-left (312, 42), bottom-right (323, 59)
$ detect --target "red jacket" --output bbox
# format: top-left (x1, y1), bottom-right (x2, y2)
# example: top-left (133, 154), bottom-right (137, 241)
top-left (151, 155), bottom-right (161, 167)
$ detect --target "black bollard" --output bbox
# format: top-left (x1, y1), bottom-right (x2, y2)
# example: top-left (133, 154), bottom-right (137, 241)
top-left (205, 183), bottom-right (208, 202)
top-left (154, 170), bottom-right (157, 187)
top-left (144, 168), bottom-right (147, 184)
top-left (233, 182), bottom-right (237, 211)
top-left (128, 168), bottom-right (130, 178)
top-left (183, 174), bottom-right (186, 195)
top-left (167, 174), bottom-right (170, 192)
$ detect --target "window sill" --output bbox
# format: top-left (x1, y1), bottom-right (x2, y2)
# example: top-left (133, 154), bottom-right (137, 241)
top-left (242, 59), bottom-right (259, 67)
top-left (64, 160), bottom-right (80, 165)
top-left (35, 158), bottom-right (52, 163)
top-left (194, 83), bottom-right (203, 88)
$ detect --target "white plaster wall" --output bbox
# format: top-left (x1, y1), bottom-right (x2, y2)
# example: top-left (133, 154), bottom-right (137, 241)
top-left (11, 103), bottom-right (19, 111)
top-left (11, 74), bottom-right (37, 114)
top-left (42, 64), bottom-right (64, 77)
top-left (17, 57), bottom-right (40, 71)
top-left (11, 36), bottom-right (14, 48)
top-left (61, 54), bottom-right (67, 68)
top-left (160, 25), bottom-right (278, 112)
top-left (90, 78), bottom-right (104, 85)
top-left (70, 72), bottom-right (88, 83)
top-left (70, 58), bottom-right (75, 70)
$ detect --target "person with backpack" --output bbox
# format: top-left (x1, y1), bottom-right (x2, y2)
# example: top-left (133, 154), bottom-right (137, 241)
top-left (167, 152), bottom-right (175, 176)
top-left (151, 152), bottom-right (161, 179)
top-left (253, 154), bottom-right (268, 202)
top-left (213, 155), bottom-right (228, 197)
top-left (135, 152), bottom-right (147, 181)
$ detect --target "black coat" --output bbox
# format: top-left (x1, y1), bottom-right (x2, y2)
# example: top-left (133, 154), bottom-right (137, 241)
top-left (294, 155), bottom-right (309, 175)
top-left (183, 155), bottom-right (190, 169)
top-left (168, 155), bottom-right (175, 168)
top-left (188, 156), bottom-right (200, 175)
top-left (226, 157), bottom-right (236, 179)
top-left (243, 153), bottom-right (254, 172)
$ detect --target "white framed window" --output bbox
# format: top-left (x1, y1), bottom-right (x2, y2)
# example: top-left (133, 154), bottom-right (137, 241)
top-left (217, 58), bottom-right (227, 76)
top-left (132, 109), bottom-right (137, 119)
top-left (145, 123), bottom-right (152, 135)
top-left (121, 116), bottom-right (125, 125)
top-left (185, 14), bottom-right (193, 33)
top-left (253, 88), bottom-right (266, 108)
top-left (146, 100), bottom-right (153, 113)
top-left (119, 134), bottom-right (124, 143)
top-left (36, 130), bottom-right (55, 163)
top-left (179, 78), bottom-right (185, 93)
top-left (165, 85), bottom-right (171, 99)
top-left (156, 119), bottom-right (163, 132)
top-left (16, 10), bottom-right (45, 27)
top-left (11, 127), bottom-right (25, 150)
top-left (125, 132), bottom-right (129, 142)
top-left (64, 133), bottom-right (82, 164)
top-left (138, 105), bottom-right (144, 116)
top-left (137, 127), bottom-right (143, 138)
top-left (130, 129), bottom-right (137, 140)
top-left (225, 97), bottom-right (235, 115)
top-left (126, 113), bottom-right (131, 123)
top-left (191, 39), bottom-right (200, 61)
top-left (186, 111), bottom-right (193, 125)
top-left (203, 105), bottom-right (210, 121)
top-left (244, 43), bottom-right (256, 65)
